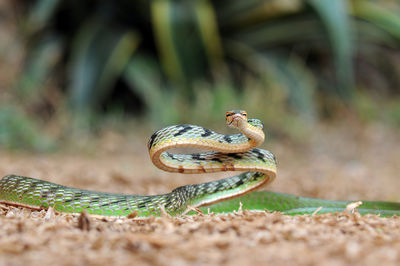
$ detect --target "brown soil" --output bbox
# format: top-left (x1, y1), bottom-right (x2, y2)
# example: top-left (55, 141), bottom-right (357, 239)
top-left (1, 121), bottom-right (400, 266)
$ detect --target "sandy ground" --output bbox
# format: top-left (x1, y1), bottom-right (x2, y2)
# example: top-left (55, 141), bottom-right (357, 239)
top-left (1, 120), bottom-right (400, 266)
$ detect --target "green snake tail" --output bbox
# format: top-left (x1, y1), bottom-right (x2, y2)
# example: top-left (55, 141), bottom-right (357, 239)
top-left (202, 191), bottom-right (400, 217)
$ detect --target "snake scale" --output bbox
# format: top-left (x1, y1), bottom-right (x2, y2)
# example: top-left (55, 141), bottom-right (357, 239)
top-left (1, 110), bottom-right (400, 217)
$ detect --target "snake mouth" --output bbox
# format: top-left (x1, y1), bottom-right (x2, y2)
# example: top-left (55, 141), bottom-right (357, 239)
top-left (227, 114), bottom-right (246, 128)
top-left (226, 110), bottom-right (248, 128)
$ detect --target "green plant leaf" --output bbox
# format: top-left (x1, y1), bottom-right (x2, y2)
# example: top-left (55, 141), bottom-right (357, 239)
top-left (68, 20), bottom-right (140, 112)
top-left (0, 105), bottom-right (54, 151)
top-left (274, 55), bottom-right (317, 121)
top-left (124, 54), bottom-right (179, 125)
top-left (151, 0), bottom-right (185, 86)
top-left (308, 0), bottom-right (354, 98)
top-left (27, 0), bottom-right (61, 32)
top-left (352, 0), bottom-right (400, 40)
top-left (18, 35), bottom-right (62, 99)
top-left (194, 0), bottom-right (224, 72)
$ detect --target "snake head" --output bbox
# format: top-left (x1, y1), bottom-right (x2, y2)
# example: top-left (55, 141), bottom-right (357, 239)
top-left (225, 110), bottom-right (248, 128)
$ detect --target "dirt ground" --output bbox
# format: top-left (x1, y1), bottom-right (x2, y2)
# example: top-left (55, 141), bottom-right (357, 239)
top-left (1, 120), bottom-right (400, 266)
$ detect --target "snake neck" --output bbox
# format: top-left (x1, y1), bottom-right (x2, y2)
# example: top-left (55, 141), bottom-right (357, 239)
top-left (236, 121), bottom-right (265, 151)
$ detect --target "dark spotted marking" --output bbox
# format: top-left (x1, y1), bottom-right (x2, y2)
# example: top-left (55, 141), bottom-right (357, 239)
top-left (73, 192), bottom-right (83, 200)
top-left (48, 186), bottom-right (59, 194)
top-left (252, 148), bottom-right (266, 162)
top-left (234, 179), bottom-right (244, 187)
top-left (29, 181), bottom-right (41, 189)
top-left (201, 128), bottom-right (212, 137)
top-left (223, 135), bottom-right (232, 143)
top-left (40, 190), bottom-right (52, 197)
top-left (212, 182), bottom-right (227, 193)
top-left (10, 179), bottom-right (22, 190)
top-left (166, 152), bottom-right (183, 162)
top-left (137, 201), bottom-right (147, 209)
top-left (141, 198), bottom-right (153, 205)
top-left (173, 125), bottom-right (193, 137)
top-left (99, 199), bottom-right (124, 208)
top-left (192, 154), bottom-right (205, 161)
top-left (89, 197), bottom-right (101, 204)
top-left (213, 184), bottom-right (223, 192)
top-left (147, 131), bottom-right (158, 149)
top-left (163, 194), bottom-right (174, 208)
top-left (21, 189), bottom-right (32, 195)
top-left (40, 187), bottom-right (59, 197)
top-left (22, 182), bottom-right (41, 193)
top-left (211, 158), bottom-right (223, 163)
top-left (253, 172), bottom-right (263, 178)
top-left (63, 198), bottom-right (74, 203)
top-left (135, 198), bottom-right (153, 209)
top-left (227, 153), bottom-right (242, 160)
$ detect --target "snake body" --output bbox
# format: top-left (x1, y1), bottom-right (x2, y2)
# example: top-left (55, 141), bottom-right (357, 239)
top-left (1, 110), bottom-right (400, 217)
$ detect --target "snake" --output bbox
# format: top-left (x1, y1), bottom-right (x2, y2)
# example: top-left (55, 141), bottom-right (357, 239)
top-left (1, 110), bottom-right (400, 217)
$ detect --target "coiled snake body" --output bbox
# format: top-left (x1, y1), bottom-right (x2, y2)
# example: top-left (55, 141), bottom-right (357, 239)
top-left (1, 110), bottom-right (400, 217)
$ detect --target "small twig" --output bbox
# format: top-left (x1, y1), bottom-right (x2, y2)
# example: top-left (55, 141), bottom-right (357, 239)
top-left (159, 204), bottom-right (171, 219)
top-left (238, 202), bottom-right (243, 213)
top-left (312, 206), bottom-right (323, 216)
top-left (186, 206), bottom-right (204, 216)
top-left (77, 211), bottom-right (91, 231)
top-left (346, 201), bottom-right (363, 214)
top-left (44, 206), bottom-right (55, 220)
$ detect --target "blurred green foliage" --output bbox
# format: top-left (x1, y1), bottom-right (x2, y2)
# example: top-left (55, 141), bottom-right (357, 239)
top-left (0, 106), bottom-right (54, 151)
top-left (2, 0), bottom-right (400, 150)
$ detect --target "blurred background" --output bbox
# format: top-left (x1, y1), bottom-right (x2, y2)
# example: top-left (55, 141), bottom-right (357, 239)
top-left (0, 0), bottom-right (400, 151)
top-left (2, 1), bottom-right (400, 262)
